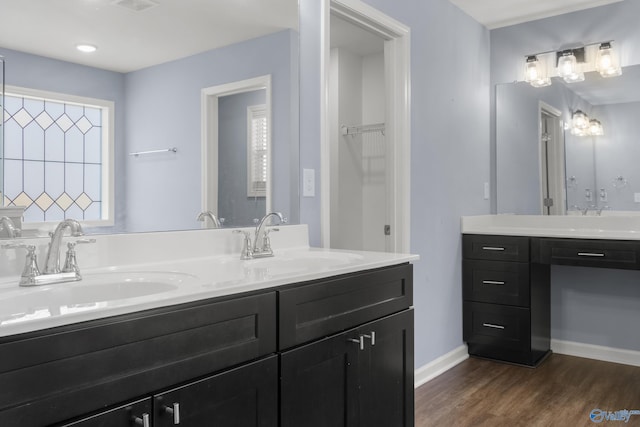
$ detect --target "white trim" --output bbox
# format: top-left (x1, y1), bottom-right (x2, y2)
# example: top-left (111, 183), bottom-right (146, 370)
top-left (201, 75), bottom-right (272, 227)
top-left (414, 345), bottom-right (469, 388)
top-left (551, 339), bottom-right (640, 367)
top-left (3, 85), bottom-right (115, 229)
top-left (321, 0), bottom-right (411, 253)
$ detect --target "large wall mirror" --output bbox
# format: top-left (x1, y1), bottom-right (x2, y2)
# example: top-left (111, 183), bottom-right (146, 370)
top-left (0, 0), bottom-right (299, 237)
top-left (496, 64), bottom-right (640, 215)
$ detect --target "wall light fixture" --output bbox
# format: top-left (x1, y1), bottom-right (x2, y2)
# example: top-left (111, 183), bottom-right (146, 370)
top-left (523, 41), bottom-right (622, 88)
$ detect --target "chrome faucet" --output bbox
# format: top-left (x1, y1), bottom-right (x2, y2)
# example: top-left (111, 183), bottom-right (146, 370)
top-left (197, 211), bottom-right (223, 228)
top-left (596, 205), bottom-right (610, 216)
top-left (2, 219), bottom-right (95, 287)
top-left (0, 216), bottom-right (20, 238)
top-left (253, 212), bottom-right (285, 258)
top-left (43, 219), bottom-right (85, 274)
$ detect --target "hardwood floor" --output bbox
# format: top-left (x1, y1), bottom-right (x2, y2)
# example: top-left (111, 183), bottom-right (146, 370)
top-left (415, 354), bottom-right (640, 426)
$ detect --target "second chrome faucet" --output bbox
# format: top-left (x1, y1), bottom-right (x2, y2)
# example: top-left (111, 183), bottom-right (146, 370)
top-left (234, 212), bottom-right (286, 259)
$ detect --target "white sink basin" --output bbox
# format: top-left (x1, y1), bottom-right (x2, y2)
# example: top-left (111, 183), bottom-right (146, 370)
top-left (0, 271), bottom-right (199, 326)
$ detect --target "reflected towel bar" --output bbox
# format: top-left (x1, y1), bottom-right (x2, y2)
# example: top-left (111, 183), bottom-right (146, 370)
top-left (129, 148), bottom-right (177, 157)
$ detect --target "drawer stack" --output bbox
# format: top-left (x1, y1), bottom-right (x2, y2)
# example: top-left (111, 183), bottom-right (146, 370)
top-left (462, 234), bottom-right (550, 366)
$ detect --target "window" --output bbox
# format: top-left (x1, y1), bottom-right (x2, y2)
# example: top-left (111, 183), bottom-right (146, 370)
top-left (247, 104), bottom-right (268, 197)
top-left (1, 87), bottom-right (114, 226)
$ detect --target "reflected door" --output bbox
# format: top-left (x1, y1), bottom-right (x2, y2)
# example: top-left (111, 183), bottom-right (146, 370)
top-left (540, 109), bottom-right (565, 215)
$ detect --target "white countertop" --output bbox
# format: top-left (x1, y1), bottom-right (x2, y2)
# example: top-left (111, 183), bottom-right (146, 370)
top-left (0, 225), bottom-right (418, 338)
top-left (462, 215), bottom-right (640, 240)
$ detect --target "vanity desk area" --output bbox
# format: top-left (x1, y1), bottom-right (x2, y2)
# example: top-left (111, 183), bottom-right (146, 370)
top-left (462, 215), bottom-right (640, 367)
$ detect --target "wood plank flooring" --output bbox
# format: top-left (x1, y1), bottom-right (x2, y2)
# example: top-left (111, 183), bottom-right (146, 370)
top-left (415, 354), bottom-right (640, 426)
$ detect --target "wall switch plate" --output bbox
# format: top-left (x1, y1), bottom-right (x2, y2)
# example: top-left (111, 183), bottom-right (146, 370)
top-left (483, 182), bottom-right (490, 200)
top-left (635, 193), bottom-right (640, 203)
top-left (303, 168), bottom-right (315, 197)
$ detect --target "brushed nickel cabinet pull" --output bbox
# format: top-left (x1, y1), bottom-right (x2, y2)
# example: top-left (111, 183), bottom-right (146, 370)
top-left (363, 331), bottom-right (376, 346)
top-left (577, 252), bottom-right (605, 257)
top-left (482, 280), bottom-right (505, 285)
top-left (482, 246), bottom-right (505, 251)
top-left (349, 336), bottom-right (365, 350)
top-left (482, 323), bottom-right (505, 330)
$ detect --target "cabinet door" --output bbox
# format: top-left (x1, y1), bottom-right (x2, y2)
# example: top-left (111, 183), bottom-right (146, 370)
top-left (281, 310), bottom-right (414, 427)
top-left (153, 356), bottom-right (277, 427)
top-left (358, 310), bottom-right (414, 427)
top-left (280, 330), bottom-right (360, 427)
top-left (59, 398), bottom-right (152, 427)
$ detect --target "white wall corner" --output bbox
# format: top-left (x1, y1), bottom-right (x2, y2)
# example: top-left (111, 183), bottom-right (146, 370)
top-left (414, 345), bottom-right (469, 389)
top-left (551, 339), bottom-right (640, 368)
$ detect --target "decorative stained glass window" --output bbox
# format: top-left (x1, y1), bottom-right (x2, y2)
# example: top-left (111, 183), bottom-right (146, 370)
top-left (2, 87), bottom-right (113, 225)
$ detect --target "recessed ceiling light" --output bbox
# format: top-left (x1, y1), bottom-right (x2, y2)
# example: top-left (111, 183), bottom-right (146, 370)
top-left (76, 44), bottom-right (97, 53)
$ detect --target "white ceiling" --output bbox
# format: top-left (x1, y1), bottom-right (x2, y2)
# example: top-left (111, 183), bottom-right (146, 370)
top-left (0, 0), bottom-right (298, 73)
top-left (448, 0), bottom-right (624, 29)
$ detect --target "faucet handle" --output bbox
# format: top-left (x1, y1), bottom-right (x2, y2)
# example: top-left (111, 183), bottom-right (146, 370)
top-left (261, 228), bottom-right (280, 254)
top-left (62, 239), bottom-right (95, 274)
top-left (233, 230), bottom-right (253, 260)
top-left (2, 244), bottom-right (41, 285)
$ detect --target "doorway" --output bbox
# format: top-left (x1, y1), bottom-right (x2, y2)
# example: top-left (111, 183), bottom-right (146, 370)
top-left (201, 75), bottom-right (272, 227)
top-left (322, 0), bottom-right (410, 253)
top-left (539, 102), bottom-right (565, 215)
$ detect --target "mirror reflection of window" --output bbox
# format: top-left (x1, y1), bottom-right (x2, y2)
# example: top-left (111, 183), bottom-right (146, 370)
top-left (248, 104), bottom-right (268, 198)
top-left (2, 88), bottom-right (113, 226)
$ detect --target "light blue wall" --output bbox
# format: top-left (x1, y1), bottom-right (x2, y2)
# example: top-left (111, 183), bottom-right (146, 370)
top-left (218, 90), bottom-right (267, 227)
top-left (491, 1), bottom-right (640, 352)
top-left (124, 29), bottom-right (298, 232)
top-left (0, 47), bottom-right (127, 233)
top-left (300, 0), bottom-right (491, 368)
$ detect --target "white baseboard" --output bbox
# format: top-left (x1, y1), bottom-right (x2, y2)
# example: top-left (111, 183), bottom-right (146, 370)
top-left (414, 345), bottom-right (469, 388)
top-left (551, 339), bottom-right (640, 367)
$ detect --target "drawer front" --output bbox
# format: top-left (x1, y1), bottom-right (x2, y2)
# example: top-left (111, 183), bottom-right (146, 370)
top-left (463, 260), bottom-right (530, 307)
top-left (533, 238), bottom-right (640, 269)
top-left (279, 264), bottom-right (413, 350)
top-left (463, 301), bottom-right (530, 351)
top-left (0, 292), bottom-right (276, 427)
top-left (463, 234), bottom-right (529, 262)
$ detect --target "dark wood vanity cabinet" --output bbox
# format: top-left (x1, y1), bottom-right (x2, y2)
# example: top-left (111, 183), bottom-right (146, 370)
top-left (462, 234), bottom-right (550, 366)
top-left (463, 233), bottom-right (640, 366)
top-left (279, 264), bottom-right (414, 427)
top-left (0, 263), bottom-right (413, 427)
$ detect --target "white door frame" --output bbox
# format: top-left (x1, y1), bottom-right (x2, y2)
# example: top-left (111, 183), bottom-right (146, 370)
top-left (538, 101), bottom-right (565, 215)
top-left (320, 0), bottom-right (411, 252)
top-left (201, 75), bottom-right (272, 227)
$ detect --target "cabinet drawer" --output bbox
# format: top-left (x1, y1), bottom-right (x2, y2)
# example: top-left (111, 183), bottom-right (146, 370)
top-left (463, 234), bottom-right (529, 262)
top-left (0, 292), bottom-right (276, 427)
top-left (532, 238), bottom-right (640, 270)
top-left (279, 264), bottom-right (412, 349)
top-left (463, 301), bottom-right (530, 351)
top-left (463, 260), bottom-right (530, 307)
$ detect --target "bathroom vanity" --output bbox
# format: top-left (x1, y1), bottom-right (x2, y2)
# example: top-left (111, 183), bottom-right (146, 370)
top-left (0, 225), bottom-right (416, 427)
top-left (462, 215), bottom-right (640, 366)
